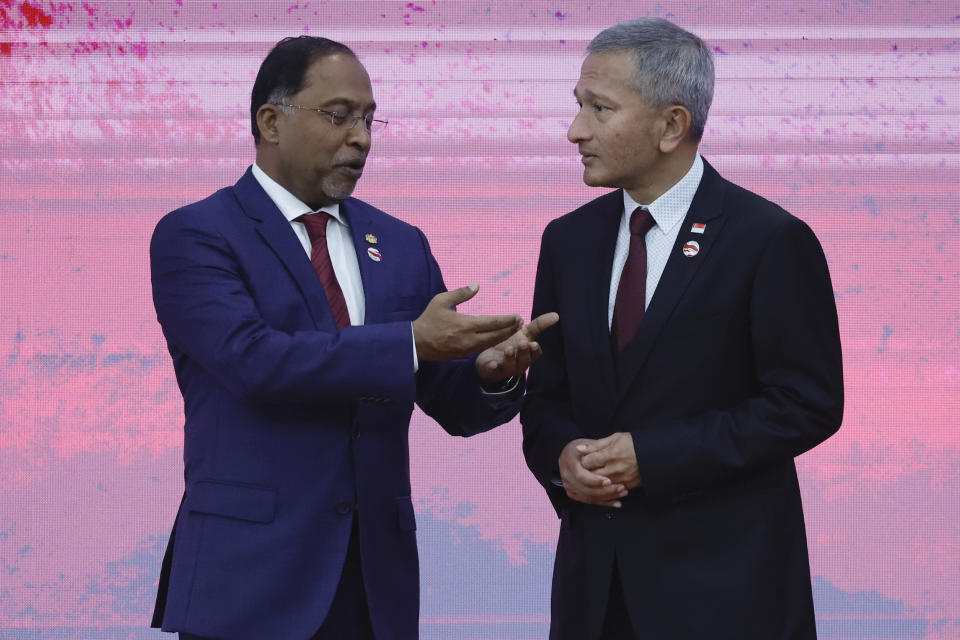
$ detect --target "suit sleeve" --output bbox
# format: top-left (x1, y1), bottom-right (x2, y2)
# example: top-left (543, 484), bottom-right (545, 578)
top-left (520, 222), bottom-right (586, 512)
top-left (413, 228), bottom-right (524, 436)
top-left (150, 210), bottom-right (416, 406)
top-left (631, 215), bottom-right (844, 499)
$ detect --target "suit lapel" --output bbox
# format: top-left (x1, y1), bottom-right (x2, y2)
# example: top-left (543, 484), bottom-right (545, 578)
top-left (615, 161), bottom-right (729, 401)
top-left (577, 191), bottom-right (622, 421)
top-left (232, 169), bottom-right (336, 330)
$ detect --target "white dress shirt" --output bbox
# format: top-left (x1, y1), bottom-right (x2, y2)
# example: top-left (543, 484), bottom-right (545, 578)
top-left (608, 154), bottom-right (705, 329)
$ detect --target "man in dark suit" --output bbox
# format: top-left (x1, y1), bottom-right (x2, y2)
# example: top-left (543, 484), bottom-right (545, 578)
top-left (521, 18), bottom-right (843, 640)
top-left (150, 36), bottom-right (556, 640)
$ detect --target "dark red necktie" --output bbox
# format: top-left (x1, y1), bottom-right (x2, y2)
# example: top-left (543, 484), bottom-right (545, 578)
top-left (613, 207), bottom-right (656, 352)
top-left (297, 212), bottom-right (351, 330)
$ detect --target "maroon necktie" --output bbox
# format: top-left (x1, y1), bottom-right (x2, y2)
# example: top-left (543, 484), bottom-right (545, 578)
top-left (297, 212), bottom-right (351, 330)
top-left (613, 207), bottom-right (656, 352)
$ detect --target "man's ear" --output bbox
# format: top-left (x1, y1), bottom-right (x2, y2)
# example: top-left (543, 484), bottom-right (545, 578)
top-left (257, 103), bottom-right (284, 145)
top-left (658, 105), bottom-right (692, 153)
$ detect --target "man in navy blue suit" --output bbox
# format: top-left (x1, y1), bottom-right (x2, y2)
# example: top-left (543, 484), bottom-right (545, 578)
top-left (150, 36), bottom-right (557, 640)
top-left (522, 18), bottom-right (843, 639)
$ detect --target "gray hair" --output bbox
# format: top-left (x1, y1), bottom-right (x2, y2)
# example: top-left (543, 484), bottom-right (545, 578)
top-left (587, 18), bottom-right (714, 141)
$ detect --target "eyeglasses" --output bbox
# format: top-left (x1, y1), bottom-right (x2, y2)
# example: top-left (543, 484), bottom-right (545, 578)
top-left (278, 103), bottom-right (389, 133)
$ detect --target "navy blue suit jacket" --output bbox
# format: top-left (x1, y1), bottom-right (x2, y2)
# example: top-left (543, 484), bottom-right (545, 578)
top-left (150, 168), bottom-right (521, 640)
top-left (521, 160), bottom-right (843, 640)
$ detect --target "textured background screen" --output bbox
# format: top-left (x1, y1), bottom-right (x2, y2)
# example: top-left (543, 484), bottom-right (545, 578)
top-left (1, 1), bottom-right (957, 639)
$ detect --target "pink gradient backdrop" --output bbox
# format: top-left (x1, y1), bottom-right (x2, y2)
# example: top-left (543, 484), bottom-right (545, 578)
top-left (1, 1), bottom-right (957, 638)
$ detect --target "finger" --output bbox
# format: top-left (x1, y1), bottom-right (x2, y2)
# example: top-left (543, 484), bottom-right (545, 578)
top-left (578, 436), bottom-right (615, 460)
top-left (581, 450), bottom-right (612, 470)
top-left (595, 498), bottom-right (624, 508)
top-left (602, 463), bottom-right (641, 486)
top-left (524, 312), bottom-right (560, 339)
top-left (591, 463), bottom-right (629, 480)
top-left (576, 482), bottom-right (626, 504)
top-left (513, 350), bottom-right (534, 373)
top-left (574, 437), bottom-right (600, 455)
top-left (527, 346), bottom-right (543, 367)
top-left (435, 283), bottom-right (479, 308)
top-left (590, 433), bottom-right (620, 449)
top-left (574, 465), bottom-right (612, 488)
top-left (480, 359), bottom-right (501, 374)
top-left (568, 492), bottom-right (622, 508)
top-left (583, 489), bottom-right (626, 507)
top-left (589, 460), bottom-right (617, 475)
top-left (467, 313), bottom-right (524, 333)
top-left (463, 324), bottom-right (522, 356)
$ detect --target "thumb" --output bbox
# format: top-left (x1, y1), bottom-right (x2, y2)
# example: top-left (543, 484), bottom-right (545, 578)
top-left (524, 312), bottom-right (560, 339)
top-left (437, 283), bottom-right (479, 308)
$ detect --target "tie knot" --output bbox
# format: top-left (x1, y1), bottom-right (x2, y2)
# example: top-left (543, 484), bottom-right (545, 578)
top-left (629, 207), bottom-right (655, 236)
top-left (298, 212), bottom-right (331, 242)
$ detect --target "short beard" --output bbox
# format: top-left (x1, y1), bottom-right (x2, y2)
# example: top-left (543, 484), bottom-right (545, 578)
top-left (320, 175), bottom-right (358, 202)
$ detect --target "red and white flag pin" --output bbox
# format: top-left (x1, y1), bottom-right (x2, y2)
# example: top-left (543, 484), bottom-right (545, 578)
top-left (682, 240), bottom-right (700, 258)
top-left (367, 247), bottom-right (382, 262)
top-left (690, 222), bottom-right (706, 234)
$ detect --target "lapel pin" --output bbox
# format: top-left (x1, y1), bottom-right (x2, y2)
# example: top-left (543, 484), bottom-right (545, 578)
top-left (367, 247), bottom-right (382, 262)
top-left (690, 223), bottom-right (706, 234)
top-left (682, 240), bottom-right (700, 258)
top-left (365, 233), bottom-right (378, 244)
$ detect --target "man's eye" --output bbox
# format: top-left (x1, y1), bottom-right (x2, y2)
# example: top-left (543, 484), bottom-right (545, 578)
top-left (593, 104), bottom-right (608, 112)
top-left (329, 112), bottom-right (348, 125)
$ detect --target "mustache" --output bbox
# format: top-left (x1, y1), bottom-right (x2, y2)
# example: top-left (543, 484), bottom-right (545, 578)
top-left (333, 156), bottom-right (367, 169)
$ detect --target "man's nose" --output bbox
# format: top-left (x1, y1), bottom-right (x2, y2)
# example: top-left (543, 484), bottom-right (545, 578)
top-left (346, 123), bottom-right (372, 150)
top-left (567, 111), bottom-right (588, 144)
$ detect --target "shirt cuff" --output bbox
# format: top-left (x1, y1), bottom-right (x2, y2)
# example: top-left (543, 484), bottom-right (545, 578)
top-left (411, 323), bottom-right (419, 373)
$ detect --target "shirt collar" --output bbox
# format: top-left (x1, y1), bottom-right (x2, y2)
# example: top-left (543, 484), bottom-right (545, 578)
top-left (622, 153), bottom-right (704, 234)
top-left (251, 163), bottom-right (346, 226)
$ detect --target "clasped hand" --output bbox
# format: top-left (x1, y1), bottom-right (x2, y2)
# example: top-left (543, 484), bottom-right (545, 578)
top-left (558, 433), bottom-right (642, 508)
top-left (412, 283), bottom-right (559, 382)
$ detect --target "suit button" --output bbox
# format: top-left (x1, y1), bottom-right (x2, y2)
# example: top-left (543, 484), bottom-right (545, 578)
top-left (605, 511), bottom-right (614, 520)
top-left (335, 502), bottom-right (353, 515)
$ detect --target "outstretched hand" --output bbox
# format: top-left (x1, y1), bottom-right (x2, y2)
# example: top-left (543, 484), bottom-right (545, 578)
top-left (475, 312), bottom-right (560, 382)
top-left (413, 284), bottom-right (523, 361)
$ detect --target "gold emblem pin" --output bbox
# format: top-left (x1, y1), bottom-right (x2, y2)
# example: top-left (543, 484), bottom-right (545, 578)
top-left (365, 233), bottom-right (378, 244)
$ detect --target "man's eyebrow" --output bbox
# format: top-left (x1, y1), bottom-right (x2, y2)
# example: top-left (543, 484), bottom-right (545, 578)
top-left (573, 88), bottom-right (604, 102)
top-left (319, 97), bottom-right (377, 112)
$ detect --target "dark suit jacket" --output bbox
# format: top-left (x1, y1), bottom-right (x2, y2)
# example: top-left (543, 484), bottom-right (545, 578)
top-left (521, 159), bottom-right (843, 640)
top-left (149, 168), bottom-right (521, 640)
